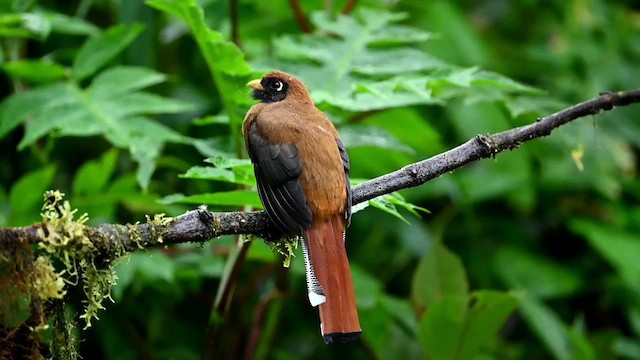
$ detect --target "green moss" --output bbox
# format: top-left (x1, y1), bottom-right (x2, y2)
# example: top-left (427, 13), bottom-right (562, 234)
top-left (265, 236), bottom-right (299, 268)
top-left (37, 190), bottom-right (121, 329)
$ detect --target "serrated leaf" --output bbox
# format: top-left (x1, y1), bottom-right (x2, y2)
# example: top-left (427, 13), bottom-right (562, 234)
top-left (97, 92), bottom-right (193, 120)
top-left (89, 66), bottom-right (167, 97)
top-left (0, 82), bottom-right (75, 138)
top-left (158, 190), bottom-right (262, 208)
top-left (6, 65), bottom-right (193, 189)
top-left (1, 60), bottom-right (67, 83)
top-left (73, 24), bottom-right (144, 81)
top-left (264, 8), bottom-right (538, 113)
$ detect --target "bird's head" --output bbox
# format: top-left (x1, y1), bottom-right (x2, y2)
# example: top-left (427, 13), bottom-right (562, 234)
top-left (247, 71), bottom-right (312, 104)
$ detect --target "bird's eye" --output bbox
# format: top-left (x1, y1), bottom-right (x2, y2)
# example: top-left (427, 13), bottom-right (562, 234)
top-left (270, 80), bottom-right (284, 92)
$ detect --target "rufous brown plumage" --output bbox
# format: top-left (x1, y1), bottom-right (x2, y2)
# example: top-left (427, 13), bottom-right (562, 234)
top-left (243, 71), bottom-right (361, 344)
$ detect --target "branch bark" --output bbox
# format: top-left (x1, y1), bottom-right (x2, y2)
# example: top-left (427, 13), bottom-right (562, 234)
top-left (1, 90), bottom-right (640, 259)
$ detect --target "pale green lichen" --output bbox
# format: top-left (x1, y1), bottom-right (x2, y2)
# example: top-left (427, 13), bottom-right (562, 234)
top-left (37, 190), bottom-right (120, 329)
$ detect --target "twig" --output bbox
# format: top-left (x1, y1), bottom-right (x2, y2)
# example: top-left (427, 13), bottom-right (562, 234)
top-left (1, 90), bottom-right (640, 259)
top-left (289, 0), bottom-right (312, 33)
top-left (341, 0), bottom-right (358, 14)
top-left (230, 0), bottom-right (240, 46)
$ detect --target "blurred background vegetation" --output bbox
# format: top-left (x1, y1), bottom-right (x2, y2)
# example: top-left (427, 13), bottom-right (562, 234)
top-left (1, 0), bottom-right (640, 359)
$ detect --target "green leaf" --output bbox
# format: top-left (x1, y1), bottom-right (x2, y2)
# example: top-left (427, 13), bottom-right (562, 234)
top-left (418, 295), bottom-right (467, 360)
top-left (204, 156), bottom-right (252, 168)
top-left (419, 291), bottom-right (520, 360)
top-left (88, 66), bottom-right (167, 97)
top-left (112, 250), bottom-right (176, 300)
top-left (73, 149), bottom-right (119, 196)
top-left (20, 13), bottom-right (51, 39)
top-left (493, 247), bottom-right (583, 299)
top-left (181, 165), bottom-right (256, 186)
top-left (8, 166), bottom-right (56, 226)
top-left (520, 296), bottom-right (594, 360)
top-left (1, 60), bottom-right (67, 83)
top-left (339, 125), bottom-right (414, 153)
top-left (158, 190), bottom-right (262, 208)
top-left (412, 241), bottom-right (468, 316)
top-left (7, 67), bottom-right (193, 189)
top-left (0, 82), bottom-right (74, 139)
top-left (72, 24), bottom-right (144, 81)
top-left (369, 196), bottom-right (408, 223)
top-left (570, 219), bottom-right (640, 286)
top-left (42, 11), bottom-right (100, 36)
top-left (146, 0), bottom-right (252, 77)
top-left (351, 265), bottom-right (383, 309)
top-left (263, 8), bottom-right (537, 112)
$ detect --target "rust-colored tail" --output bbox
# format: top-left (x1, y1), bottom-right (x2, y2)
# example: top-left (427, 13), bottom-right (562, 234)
top-left (303, 215), bottom-right (361, 344)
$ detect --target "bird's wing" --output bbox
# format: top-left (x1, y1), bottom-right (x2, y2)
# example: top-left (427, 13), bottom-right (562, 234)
top-left (337, 138), bottom-right (352, 226)
top-left (245, 121), bottom-right (312, 236)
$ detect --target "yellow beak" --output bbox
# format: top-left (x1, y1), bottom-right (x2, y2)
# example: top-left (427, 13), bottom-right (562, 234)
top-left (247, 79), bottom-right (263, 91)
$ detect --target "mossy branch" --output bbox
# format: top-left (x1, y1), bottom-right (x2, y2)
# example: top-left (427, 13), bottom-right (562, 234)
top-left (1, 90), bottom-right (640, 258)
top-left (0, 89), bottom-right (637, 336)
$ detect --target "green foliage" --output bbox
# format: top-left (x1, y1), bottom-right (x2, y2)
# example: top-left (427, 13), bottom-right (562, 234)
top-left (1, 0), bottom-right (639, 359)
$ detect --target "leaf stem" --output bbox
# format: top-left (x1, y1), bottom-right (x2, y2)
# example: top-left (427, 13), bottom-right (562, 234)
top-left (288, 0), bottom-right (312, 33)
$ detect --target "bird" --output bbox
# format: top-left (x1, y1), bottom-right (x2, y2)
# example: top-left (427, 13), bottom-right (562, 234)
top-left (243, 71), bottom-right (361, 344)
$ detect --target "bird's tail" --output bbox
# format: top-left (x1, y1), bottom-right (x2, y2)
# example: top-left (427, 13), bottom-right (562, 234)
top-left (301, 215), bottom-right (361, 344)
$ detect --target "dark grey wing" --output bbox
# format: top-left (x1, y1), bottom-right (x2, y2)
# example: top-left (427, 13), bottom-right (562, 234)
top-left (337, 138), bottom-right (352, 226)
top-left (246, 121), bottom-right (312, 236)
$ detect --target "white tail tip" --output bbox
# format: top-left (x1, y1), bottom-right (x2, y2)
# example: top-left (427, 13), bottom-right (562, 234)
top-left (308, 292), bottom-right (326, 307)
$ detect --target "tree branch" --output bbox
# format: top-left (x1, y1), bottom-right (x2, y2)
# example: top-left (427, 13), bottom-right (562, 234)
top-left (1, 90), bottom-right (639, 259)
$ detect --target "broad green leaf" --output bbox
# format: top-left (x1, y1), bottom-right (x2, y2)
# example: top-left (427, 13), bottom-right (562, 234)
top-left (20, 13), bottom-right (51, 39)
top-left (8, 166), bottom-right (56, 226)
top-left (419, 291), bottom-right (520, 360)
top-left (351, 265), bottom-right (383, 309)
top-left (520, 296), bottom-right (594, 360)
top-left (88, 66), bottom-right (167, 97)
top-left (0, 82), bottom-right (74, 138)
top-left (146, 0), bottom-right (252, 77)
top-left (418, 295), bottom-right (467, 360)
top-left (262, 8), bottom-right (537, 112)
top-left (112, 250), bottom-right (176, 300)
top-left (159, 190), bottom-right (262, 208)
top-left (505, 96), bottom-right (568, 118)
top-left (180, 166), bottom-right (256, 186)
top-left (204, 156), bottom-right (252, 168)
top-left (73, 24), bottom-right (144, 81)
top-left (339, 125), bottom-right (414, 153)
top-left (42, 11), bottom-right (100, 36)
top-left (7, 66), bottom-right (193, 188)
top-left (73, 149), bottom-right (119, 196)
top-left (1, 60), bottom-right (67, 83)
top-left (494, 247), bottom-right (582, 299)
top-left (570, 219), bottom-right (640, 286)
top-left (412, 241), bottom-right (468, 316)
top-left (613, 337), bottom-right (640, 359)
